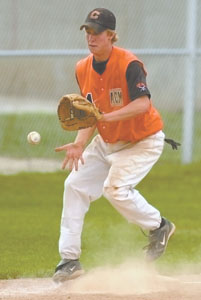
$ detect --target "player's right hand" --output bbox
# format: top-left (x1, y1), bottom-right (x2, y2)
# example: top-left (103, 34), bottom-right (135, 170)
top-left (55, 142), bottom-right (84, 171)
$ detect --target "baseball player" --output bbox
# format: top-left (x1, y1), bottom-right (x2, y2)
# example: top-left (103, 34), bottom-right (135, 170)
top-left (53, 8), bottom-right (176, 283)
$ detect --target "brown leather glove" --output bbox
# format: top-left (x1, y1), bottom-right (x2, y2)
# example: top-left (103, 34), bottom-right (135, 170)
top-left (57, 94), bottom-right (102, 131)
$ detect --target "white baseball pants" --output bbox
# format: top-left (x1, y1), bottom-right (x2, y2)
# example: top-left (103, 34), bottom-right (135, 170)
top-left (59, 130), bottom-right (165, 260)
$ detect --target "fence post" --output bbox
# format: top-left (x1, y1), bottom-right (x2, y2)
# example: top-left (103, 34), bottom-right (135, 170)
top-left (182, 0), bottom-right (197, 163)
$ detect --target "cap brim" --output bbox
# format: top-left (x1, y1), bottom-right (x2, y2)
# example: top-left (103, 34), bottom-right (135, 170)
top-left (80, 22), bottom-right (106, 34)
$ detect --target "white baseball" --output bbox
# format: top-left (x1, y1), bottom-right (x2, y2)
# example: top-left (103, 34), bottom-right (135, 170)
top-left (27, 131), bottom-right (41, 145)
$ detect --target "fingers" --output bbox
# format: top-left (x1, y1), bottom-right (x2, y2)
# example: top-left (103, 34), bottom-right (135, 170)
top-left (80, 155), bottom-right (84, 165)
top-left (55, 145), bottom-right (67, 152)
top-left (61, 156), bottom-right (69, 170)
top-left (72, 158), bottom-right (79, 171)
top-left (72, 155), bottom-right (84, 171)
top-left (55, 143), bottom-right (84, 171)
top-left (62, 157), bottom-right (84, 171)
top-left (68, 158), bottom-right (75, 171)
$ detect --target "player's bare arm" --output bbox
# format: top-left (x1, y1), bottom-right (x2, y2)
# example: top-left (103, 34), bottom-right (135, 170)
top-left (101, 95), bottom-right (150, 122)
top-left (55, 125), bottom-right (96, 171)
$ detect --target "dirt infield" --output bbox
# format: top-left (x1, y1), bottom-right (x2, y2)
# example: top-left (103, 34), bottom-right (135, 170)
top-left (1, 263), bottom-right (201, 300)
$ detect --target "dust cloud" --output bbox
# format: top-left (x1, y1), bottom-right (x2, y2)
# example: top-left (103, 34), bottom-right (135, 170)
top-left (60, 260), bottom-right (179, 295)
top-left (1, 259), bottom-right (201, 299)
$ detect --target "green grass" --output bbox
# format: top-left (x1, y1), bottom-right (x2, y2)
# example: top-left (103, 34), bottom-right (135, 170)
top-left (0, 161), bottom-right (201, 279)
top-left (0, 112), bottom-right (77, 160)
top-left (0, 111), bottom-right (201, 162)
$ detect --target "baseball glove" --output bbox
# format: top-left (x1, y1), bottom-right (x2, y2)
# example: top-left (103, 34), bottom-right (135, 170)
top-left (57, 94), bottom-right (102, 131)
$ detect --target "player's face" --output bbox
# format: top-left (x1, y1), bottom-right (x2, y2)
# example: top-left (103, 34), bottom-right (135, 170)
top-left (85, 28), bottom-right (113, 61)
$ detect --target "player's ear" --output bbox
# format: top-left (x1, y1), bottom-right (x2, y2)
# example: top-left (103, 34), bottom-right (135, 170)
top-left (106, 30), bottom-right (118, 43)
top-left (107, 30), bottom-right (114, 39)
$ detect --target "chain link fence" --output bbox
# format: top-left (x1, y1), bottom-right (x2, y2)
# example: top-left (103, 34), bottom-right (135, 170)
top-left (0, 0), bottom-right (200, 172)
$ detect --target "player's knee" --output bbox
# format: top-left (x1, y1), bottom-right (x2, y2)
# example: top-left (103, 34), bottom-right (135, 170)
top-left (103, 185), bottom-right (128, 202)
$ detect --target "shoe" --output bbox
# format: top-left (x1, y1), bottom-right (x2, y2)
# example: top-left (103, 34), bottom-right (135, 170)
top-left (53, 259), bottom-right (84, 283)
top-left (144, 217), bottom-right (176, 261)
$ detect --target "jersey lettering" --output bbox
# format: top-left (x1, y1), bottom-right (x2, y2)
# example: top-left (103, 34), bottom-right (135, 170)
top-left (109, 89), bottom-right (123, 106)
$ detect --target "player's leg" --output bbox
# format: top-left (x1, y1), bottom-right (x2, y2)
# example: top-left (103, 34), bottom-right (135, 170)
top-left (53, 135), bottom-right (110, 282)
top-left (103, 131), bottom-right (175, 260)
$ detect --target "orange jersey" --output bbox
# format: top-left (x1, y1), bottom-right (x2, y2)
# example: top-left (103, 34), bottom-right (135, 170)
top-left (76, 46), bottom-right (163, 143)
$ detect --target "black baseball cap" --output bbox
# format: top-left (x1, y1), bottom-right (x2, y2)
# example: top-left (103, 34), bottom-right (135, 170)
top-left (80, 8), bottom-right (116, 34)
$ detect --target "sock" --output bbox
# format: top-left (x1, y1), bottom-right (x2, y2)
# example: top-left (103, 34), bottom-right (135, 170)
top-left (159, 217), bottom-right (165, 228)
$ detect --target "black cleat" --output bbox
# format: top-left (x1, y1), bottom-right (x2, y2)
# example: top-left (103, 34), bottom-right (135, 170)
top-left (53, 259), bottom-right (84, 283)
top-left (145, 217), bottom-right (176, 261)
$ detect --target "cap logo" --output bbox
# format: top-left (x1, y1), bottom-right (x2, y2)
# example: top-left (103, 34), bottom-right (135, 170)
top-left (90, 11), bottom-right (100, 19)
